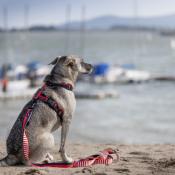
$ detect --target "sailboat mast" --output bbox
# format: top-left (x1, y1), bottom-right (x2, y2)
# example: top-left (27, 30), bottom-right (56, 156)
top-left (64, 4), bottom-right (71, 55)
top-left (3, 6), bottom-right (8, 31)
top-left (133, 0), bottom-right (139, 64)
top-left (80, 5), bottom-right (86, 57)
top-left (133, 0), bottom-right (138, 25)
top-left (3, 6), bottom-right (8, 62)
top-left (23, 4), bottom-right (30, 63)
top-left (24, 4), bottom-right (29, 30)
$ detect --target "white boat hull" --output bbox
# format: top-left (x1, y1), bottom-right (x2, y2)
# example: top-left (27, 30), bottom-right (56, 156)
top-left (0, 80), bottom-right (30, 92)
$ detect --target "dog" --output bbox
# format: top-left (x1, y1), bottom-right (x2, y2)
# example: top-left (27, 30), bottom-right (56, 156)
top-left (0, 55), bottom-right (93, 166)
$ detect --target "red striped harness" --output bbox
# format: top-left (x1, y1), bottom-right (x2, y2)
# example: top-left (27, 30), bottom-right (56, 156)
top-left (22, 82), bottom-right (73, 161)
top-left (21, 82), bottom-right (119, 168)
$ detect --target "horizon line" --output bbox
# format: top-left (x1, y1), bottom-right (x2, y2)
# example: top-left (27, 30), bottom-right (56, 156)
top-left (1, 12), bottom-right (175, 30)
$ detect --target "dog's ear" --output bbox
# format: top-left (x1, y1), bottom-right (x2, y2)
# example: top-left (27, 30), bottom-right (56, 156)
top-left (49, 57), bottom-right (60, 65)
top-left (49, 56), bottom-right (68, 65)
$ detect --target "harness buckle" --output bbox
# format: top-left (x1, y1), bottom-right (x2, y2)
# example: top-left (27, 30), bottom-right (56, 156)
top-left (33, 90), bottom-right (41, 100)
top-left (38, 93), bottom-right (48, 102)
top-left (33, 90), bottom-right (48, 102)
top-left (58, 109), bottom-right (63, 116)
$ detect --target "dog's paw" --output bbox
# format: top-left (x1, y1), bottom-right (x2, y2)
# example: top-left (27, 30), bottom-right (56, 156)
top-left (65, 157), bottom-right (74, 164)
top-left (42, 153), bottom-right (54, 163)
top-left (46, 153), bottom-right (54, 161)
top-left (59, 150), bottom-right (74, 163)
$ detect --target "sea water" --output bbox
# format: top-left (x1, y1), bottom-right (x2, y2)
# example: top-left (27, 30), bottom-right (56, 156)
top-left (0, 31), bottom-right (174, 144)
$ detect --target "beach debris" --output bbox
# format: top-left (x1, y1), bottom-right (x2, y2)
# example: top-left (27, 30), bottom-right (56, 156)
top-left (157, 158), bottom-right (175, 168)
top-left (17, 168), bottom-right (47, 175)
top-left (120, 157), bottom-right (129, 162)
top-left (114, 168), bottom-right (130, 173)
top-left (129, 151), bottom-right (149, 156)
top-left (81, 167), bottom-right (93, 173)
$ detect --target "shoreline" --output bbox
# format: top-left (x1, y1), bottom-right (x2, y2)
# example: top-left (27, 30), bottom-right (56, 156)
top-left (0, 143), bottom-right (175, 175)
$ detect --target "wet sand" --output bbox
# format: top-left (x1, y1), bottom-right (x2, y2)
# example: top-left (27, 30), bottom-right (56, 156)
top-left (0, 142), bottom-right (175, 175)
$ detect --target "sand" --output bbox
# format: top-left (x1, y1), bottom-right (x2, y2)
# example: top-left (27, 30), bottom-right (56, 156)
top-left (0, 142), bottom-right (175, 175)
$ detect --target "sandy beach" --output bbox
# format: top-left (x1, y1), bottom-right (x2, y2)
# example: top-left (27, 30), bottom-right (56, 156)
top-left (0, 142), bottom-right (174, 175)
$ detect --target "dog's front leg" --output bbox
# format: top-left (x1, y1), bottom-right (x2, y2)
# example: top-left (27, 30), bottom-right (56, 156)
top-left (59, 118), bottom-right (73, 163)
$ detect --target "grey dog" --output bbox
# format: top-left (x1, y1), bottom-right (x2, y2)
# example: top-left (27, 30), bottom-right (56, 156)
top-left (0, 55), bottom-right (93, 166)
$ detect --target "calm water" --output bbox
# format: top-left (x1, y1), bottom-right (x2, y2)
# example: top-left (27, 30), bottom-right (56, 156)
top-left (0, 31), bottom-right (175, 144)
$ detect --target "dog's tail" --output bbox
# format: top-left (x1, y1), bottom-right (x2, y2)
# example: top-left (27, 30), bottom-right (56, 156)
top-left (0, 154), bottom-right (18, 166)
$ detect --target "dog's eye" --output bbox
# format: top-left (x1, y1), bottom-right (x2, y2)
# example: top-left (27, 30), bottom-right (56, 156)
top-left (68, 62), bottom-right (74, 67)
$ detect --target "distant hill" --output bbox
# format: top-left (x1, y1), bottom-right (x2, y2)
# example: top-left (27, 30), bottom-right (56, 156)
top-left (2, 14), bottom-right (175, 32)
top-left (58, 14), bottom-right (175, 30)
top-left (29, 25), bottom-right (57, 31)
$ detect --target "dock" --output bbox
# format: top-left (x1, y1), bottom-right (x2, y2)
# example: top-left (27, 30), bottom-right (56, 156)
top-left (0, 89), bottom-right (119, 100)
top-left (75, 91), bottom-right (119, 99)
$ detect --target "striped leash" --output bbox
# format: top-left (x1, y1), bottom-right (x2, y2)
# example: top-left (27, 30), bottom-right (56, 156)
top-left (32, 148), bottom-right (119, 168)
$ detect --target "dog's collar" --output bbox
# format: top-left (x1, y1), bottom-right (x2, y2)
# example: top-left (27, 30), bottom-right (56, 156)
top-left (45, 81), bottom-right (73, 91)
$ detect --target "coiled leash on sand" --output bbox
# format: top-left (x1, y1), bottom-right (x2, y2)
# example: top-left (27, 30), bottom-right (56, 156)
top-left (22, 83), bottom-right (119, 168)
top-left (32, 148), bottom-right (119, 168)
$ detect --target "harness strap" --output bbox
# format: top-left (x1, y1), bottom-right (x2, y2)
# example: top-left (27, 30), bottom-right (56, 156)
top-left (22, 84), bottom-right (64, 161)
top-left (46, 81), bottom-right (73, 91)
top-left (22, 109), bottom-right (33, 160)
top-left (33, 89), bottom-right (64, 121)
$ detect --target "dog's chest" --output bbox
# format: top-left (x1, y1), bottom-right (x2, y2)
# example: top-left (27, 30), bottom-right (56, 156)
top-left (64, 91), bottom-right (76, 115)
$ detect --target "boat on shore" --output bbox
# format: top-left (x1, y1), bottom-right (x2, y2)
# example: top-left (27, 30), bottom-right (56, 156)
top-left (0, 62), bottom-right (174, 99)
top-left (80, 63), bottom-right (151, 84)
top-left (0, 61), bottom-right (50, 92)
top-left (80, 63), bottom-right (175, 84)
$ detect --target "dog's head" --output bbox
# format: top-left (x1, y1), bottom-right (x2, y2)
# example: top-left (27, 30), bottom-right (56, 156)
top-left (46, 55), bottom-right (93, 83)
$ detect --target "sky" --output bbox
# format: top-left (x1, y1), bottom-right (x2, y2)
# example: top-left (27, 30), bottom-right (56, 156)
top-left (0, 0), bottom-right (175, 28)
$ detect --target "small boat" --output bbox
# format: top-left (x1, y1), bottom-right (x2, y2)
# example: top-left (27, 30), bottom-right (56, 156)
top-left (0, 62), bottom-right (119, 100)
top-left (27, 61), bottom-right (50, 87)
top-left (0, 79), bottom-right (30, 92)
top-left (81, 63), bottom-right (151, 84)
top-left (0, 61), bottom-right (50, 92)
top-left (0, 64), bottom-right (30, 92)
